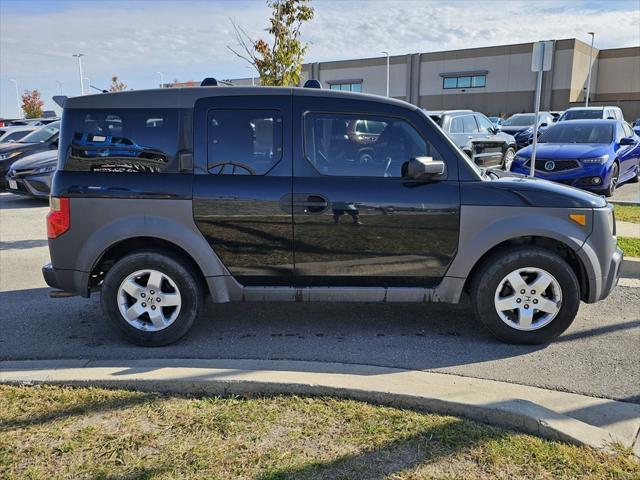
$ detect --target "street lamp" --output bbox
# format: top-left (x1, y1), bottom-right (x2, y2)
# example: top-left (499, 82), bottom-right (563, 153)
top-left (585, 32), bottom-right (595, 107)
top-left (9, 79), bottom-right (21, 118)
top-left (83, 77), bottom-right (91, 93)
top-left (72, 53), bottom-right (85, 95)
top-left (55, 80), bottom-right (62, 95)
top-left (156, 71), bottom-right (164, 88)
top-left (246, 66), bottom-right (255, 86)
top-left (381, 51), bottom-right (390, 97)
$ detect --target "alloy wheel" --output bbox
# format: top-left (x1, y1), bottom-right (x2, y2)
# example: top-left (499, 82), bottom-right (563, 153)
top-left (493, 267), bottom-right (562, 331)
top-left (117, 269), bottom-right (182, 331)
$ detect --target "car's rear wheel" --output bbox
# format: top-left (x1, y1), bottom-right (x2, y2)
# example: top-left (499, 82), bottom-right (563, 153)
top-left (101, 251), bottom-right (203, 346)
top-left (470, 247), bottom-right (580, 344)
top-left (502, 147), bottom-right (516, 171)
top-left (604, 162), bottom-right (619, 197)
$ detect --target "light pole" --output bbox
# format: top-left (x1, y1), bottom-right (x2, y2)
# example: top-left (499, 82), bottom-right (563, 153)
top-left (72, 53), bottom-right (85, 95)
top-left (55, 80), bottom-right (62, 95)
top-left (9, 79), bottom-right (21, 118)
top-left (156, 71), bottom-right (164, 88)
top-left (246, 66), bottom-right (255, 86)
top-left (83, 77), bottom-right (91, 93)
top-left (381, 51), bottom-right (390, 97)
top-left (585, 32), bottom-right (595, 107)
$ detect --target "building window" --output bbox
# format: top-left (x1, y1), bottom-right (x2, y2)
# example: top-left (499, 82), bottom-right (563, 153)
top-left (442, 75), bottom-right (486, 89)
top-left (329, 82), bottom-right (362, 92)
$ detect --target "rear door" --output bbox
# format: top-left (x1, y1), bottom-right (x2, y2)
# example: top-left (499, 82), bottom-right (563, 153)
top-left (291, 94), bottom-right (460, 287)
top-left (192, 93), bottom-right (294, 286)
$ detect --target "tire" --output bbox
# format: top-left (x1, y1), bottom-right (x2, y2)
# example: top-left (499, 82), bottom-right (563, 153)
top-left (101, 251), bottom-right (203, 346)
top-left (470, 246), bottom-right (580, 345)
top-left (502, 147), bottom-right (516, 171)
top-left (603, 162), bottom-right (619, 197)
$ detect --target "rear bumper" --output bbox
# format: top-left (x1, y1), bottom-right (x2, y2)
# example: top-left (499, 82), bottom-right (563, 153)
top-left (42, 263), bottom-right (91, 297)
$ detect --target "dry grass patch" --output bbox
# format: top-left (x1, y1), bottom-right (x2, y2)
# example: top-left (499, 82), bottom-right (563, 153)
top-left (1, 384), bottom-right (638, 479)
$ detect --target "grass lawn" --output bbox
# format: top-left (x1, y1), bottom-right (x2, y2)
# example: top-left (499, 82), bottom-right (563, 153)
top-left (619, 237), bottom-right (640, 258)
top-left (1, 385), bottom-right (638, 479)
top-left (614, 204), bottom-right (640, 224)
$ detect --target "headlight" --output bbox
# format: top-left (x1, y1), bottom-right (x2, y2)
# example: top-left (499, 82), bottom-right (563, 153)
top-left (33, 165), bottom-right (56, 174)
top-left (0, 151), bottom-right (22, 161)
top-left (581, 155), bottom-right (609, 164)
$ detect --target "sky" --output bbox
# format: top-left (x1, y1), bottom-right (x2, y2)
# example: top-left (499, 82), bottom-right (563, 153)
top-left (1, 0), bottom-right (639, 118)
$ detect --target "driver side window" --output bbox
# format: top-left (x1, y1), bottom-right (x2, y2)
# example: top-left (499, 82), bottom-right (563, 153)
top-left (207, 109), bottom-right (283, 175)
top-left (304, 112), bottom-right (441, 177)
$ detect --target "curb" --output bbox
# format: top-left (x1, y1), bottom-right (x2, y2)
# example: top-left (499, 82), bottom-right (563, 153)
top-left (610, 200), bottom-right (640, 206)
top-left (621, 257), bottom-right (640, 280)
top-left (2, 358), bottom-right (639, 456)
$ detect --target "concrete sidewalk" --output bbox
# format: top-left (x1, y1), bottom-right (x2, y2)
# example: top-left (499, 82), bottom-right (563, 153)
top-left (2, 358), bottom-right (639, 455)
top-left (618, 221), bottom-right (640, 238)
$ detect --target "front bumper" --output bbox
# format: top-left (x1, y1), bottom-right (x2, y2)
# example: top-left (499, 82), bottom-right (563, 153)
top-left (5, 172), bottom-right (52, 197)
top-left (599, 246), bottom-right (623, 301)
top-left (510, 162), bottom-right (611, 191)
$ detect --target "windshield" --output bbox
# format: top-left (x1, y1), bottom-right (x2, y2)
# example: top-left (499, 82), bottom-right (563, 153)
top-left (539, 124), bottom-right (613, 144)
top-left (19, 122), bottom-right (60, 143)
top-left (559, 110), bottom-right (602, 121)
top-left (502, 114), bottom-right (536, 126)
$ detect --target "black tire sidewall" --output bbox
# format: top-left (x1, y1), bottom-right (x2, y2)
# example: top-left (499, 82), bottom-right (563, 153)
top-left (101, 251), bottom-right (202, 346)
top-left (502, 147), bottom-right (516, 170)
top-left (471, 247), bottom-right (580, 345)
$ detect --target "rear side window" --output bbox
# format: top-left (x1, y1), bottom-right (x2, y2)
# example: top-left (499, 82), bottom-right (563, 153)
top-left (449, 117), bottom-right (463, 133)
top-left (207, 109), bottom-right (282, 175)
top-left (462, 115), bottom-right (478, 133)
top-left (62, 109), bottom-right (180, 173)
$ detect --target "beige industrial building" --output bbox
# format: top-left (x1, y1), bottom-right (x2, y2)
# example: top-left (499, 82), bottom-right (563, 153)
top-left (231, 38), bottom-right (640, 119)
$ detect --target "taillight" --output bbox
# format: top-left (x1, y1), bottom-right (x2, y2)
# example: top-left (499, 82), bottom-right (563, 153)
top-left (47, 197), bottom-right (70, 239)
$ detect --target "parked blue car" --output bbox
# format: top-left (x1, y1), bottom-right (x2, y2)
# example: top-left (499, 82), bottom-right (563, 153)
top-left (510, 119), bottom-right (640, 197)
top-left (501, 112), bottom-right (555, 149)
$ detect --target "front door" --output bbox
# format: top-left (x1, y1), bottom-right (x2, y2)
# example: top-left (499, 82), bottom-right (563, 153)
top-left (472, 114), bottom-right (505, 167)
top-left (192, 94), bottom-right (294, 286)
top-left (291, 95), bottom-right (460, 287)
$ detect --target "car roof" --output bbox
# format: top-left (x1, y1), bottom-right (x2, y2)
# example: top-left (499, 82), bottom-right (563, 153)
top-left (564, 106), bottom-right (620, 111)
top-left (63, 86), bottom-right (416, 110)
top-left (0, 125), bottom-right (36, 132)
top-left (426, 110), bottom-right (474, 117)
top-left (554, 119), bottom-right (619, 125)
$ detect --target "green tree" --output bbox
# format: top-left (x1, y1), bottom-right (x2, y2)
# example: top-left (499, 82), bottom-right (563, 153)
top-left (229, 0), bottom-right (314, 86)
top-left (21, 90), bottom-right (44, 118)
top-left (109, 76), bottom-right (127, 92)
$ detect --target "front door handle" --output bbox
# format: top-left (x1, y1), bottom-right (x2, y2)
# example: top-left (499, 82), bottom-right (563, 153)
top-left (295, 195), bottom-right (328, 214)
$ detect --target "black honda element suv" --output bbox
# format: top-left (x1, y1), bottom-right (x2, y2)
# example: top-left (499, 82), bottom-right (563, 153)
top-left (44, 86), bottom-right (622, 346)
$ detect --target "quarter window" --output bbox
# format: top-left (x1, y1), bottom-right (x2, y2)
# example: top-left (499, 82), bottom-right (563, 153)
top-left (304, 112), bottom-right (442, 178)
top-left (462, 115), bottom-right (479, 134)
top-left (207, 109), bottom-right (282, 175)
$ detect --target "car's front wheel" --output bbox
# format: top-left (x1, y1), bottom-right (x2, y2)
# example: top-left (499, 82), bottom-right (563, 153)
top-left (502, 147), bottom-right (516, 171)
top-left (604, 162), bottom-right (619, 197)
top-left (101, 251), bottom-right (203, 346)
top-left (470, 247), bottom-right (580, 344)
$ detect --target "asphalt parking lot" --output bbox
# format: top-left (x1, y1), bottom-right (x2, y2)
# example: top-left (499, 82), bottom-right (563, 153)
top-left (0, 191), bottom-right (639, 404)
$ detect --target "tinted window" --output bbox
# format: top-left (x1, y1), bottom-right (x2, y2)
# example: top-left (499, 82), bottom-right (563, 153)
top-left (449, 117), bottom-right (463, 133)
top-left (304, 112), bottom-right (442, 178)
top-left (503, 114), bottom-right (536, 126)
top-left (1, 131), bottom-right (29, 142)
top-left (475, 115), bottom-right (495, 133)
top-left (539, 124), bottom-right (613, 144)
top-left (62, 110), bottom-right (180, 173)
top-left (462, 115), bottom-right (478, 133)
top-left (208, 109), bottom-right (282, 175)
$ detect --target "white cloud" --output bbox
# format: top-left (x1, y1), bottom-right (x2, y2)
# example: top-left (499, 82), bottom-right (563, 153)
top-left (1, 0), bottom-right (638, 117)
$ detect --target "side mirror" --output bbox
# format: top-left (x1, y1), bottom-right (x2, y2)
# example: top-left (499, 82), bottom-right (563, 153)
top-left (50, 139), bottom-right (59, 149)
top-left (402, 156), bottom-right (445, 180)
top-left (619, 137), bottom-right (635, 146)
top-left (491, 126), bottom-right (501, 134)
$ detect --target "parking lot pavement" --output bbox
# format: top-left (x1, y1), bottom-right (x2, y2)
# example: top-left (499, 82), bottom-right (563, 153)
top-left (1, 192), bottom-right (639, 403)
top-left (612, 182), bottom-right (640, 203)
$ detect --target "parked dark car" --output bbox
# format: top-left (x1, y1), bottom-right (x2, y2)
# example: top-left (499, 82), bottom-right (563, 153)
top-left (501, 112), bottom-right (554, 148)
top-left (5, 149), bottom-right (57, 198)
top-left (43, 87), bottom-right (621, 348)
top-left (487, 116), bottom-right (503, 128)
top-left (0, 121), bottom-right (60, 189)
top-left (510, 119), bottom-right (640, 196)
top-left (428, 110), bottom-right (517, 169)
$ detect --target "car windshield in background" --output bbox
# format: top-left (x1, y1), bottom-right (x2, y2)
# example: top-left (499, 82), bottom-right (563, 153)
top-left (503, 114), bottom-right (536, 126)
top-left (559, 110), bottom-right (603, 121)
top-left (19, 122), bottom-right (60, 143)
top-left (539, 124), bottom-right (613, 144)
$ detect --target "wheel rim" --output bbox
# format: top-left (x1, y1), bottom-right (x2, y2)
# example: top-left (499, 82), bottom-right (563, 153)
top-left (504, 149), bottom-right (515, 170)
top-left (494, 267), bottom-right (562, 331)
top-left (117, 269), bottom-right (182, 332)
